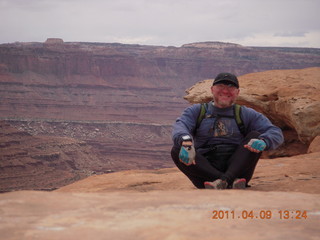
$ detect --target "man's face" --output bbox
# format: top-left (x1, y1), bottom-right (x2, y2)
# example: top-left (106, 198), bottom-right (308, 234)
top-left (211, 83), bottom-right (240, 108)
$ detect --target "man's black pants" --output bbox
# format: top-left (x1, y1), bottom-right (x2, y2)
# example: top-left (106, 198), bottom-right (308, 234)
top-left (171, 131), bottom-right (262, 188)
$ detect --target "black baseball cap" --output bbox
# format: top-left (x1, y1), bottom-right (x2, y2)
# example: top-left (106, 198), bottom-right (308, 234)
top-left (212, 73), bottom-right (239, 88)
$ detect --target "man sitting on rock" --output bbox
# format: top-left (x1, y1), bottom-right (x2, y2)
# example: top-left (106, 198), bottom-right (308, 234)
top-left (171, 73), bottom-right (284, 189)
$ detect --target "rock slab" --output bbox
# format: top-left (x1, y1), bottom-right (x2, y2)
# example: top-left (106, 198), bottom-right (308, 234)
top-left (0, 190), bottom-right (319, 240)
top-left (1, 151), bottom-right (320, 240)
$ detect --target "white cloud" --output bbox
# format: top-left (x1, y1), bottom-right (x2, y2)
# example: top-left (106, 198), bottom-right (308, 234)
top-left (274, 31), bottom-right (307, 37)
top-left (228, 30), bottom-right (320, 48)
top-left (108, 36), bottom-right (156, 45)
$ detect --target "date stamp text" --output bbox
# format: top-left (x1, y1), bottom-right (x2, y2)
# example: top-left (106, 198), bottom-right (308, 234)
top-left (211, 210), bottom-right (308, 220)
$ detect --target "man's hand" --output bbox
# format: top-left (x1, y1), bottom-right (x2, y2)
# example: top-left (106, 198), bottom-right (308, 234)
top-left (244, 139), bottom-right (266, 153)
top-left (179, 141), bottom-right (196, 165)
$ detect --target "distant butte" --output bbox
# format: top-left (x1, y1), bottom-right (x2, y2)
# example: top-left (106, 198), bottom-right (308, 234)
top-left (44, 38), bottom-right (64, 44)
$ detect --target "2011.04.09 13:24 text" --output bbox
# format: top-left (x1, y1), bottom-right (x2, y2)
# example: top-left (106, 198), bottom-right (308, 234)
top-left (211, 210), bottom-right (308, 220)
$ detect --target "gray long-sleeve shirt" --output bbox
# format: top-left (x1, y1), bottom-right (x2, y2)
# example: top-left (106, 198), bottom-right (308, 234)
top-left (172, 102), bottom-right (284, 153)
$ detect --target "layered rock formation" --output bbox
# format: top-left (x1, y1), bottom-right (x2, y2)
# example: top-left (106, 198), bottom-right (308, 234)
top-left (0, 121), bottom-right (103, 192)
top-left (184, 67), bottom-right (320, 157)
top-left (0, 121), bottom-right (173, 192)
top-left (1, 41), bottom-right (320, 191)
top-left (0, 41), bottom-right (320, 123)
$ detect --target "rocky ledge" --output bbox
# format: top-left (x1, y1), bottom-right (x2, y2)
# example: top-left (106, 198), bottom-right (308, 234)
top-left (1, 150), bottom-right (319, 239)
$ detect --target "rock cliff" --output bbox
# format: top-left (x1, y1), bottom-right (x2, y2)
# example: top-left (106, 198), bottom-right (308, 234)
top-left (1, 41), bottom-right (320, 191)
top-left (0, 121), bottom-right (102, 192)
top-left (1, 41), bottom-right (320, 123)
top-left (0, 121), bottom-right (173, 192)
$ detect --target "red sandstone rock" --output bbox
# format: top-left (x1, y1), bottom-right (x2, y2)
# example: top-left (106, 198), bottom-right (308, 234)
top-left (0, 121), bottom-right (102, 192)
top-left (0, 41), bottom-right (319, 123)
top-left (57, 152), bottom-right (320, 195)
top-left (0, 120), bottom-right (174, 192)
top-left (0, 161), bottom-right (319, 240)
top-left (308, 136), bottom-right (320, 153)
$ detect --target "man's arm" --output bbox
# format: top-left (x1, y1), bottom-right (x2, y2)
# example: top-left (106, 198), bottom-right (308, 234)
top-left (172, 104), bottom-right (201, 165)
top-left (242, 107), bottom-right (284, 151)
top-left (172, 104), bottom-right (201, 147)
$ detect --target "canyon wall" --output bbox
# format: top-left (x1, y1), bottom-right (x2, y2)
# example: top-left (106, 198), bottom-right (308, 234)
top-left (1, 40), bottom-right (320, 191)
top-left (1, 41), bottom-right (320, 123)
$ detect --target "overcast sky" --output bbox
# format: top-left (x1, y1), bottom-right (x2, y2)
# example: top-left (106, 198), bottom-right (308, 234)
top-left (1, 0), bottom-right (319, 48)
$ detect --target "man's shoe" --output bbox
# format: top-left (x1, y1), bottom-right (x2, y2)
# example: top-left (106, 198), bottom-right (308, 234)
top-left (204, 179), bottom-right (228, 190)
top-left (232, 178), bottom-right (246, 189)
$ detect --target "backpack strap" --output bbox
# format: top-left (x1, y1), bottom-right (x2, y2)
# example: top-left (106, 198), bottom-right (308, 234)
top-left (233, 104), bottom-right (246, 136)
top-left (196, 103), bottom-right (208, 129)
top-left (193, 103), bottom-right (208, 136)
